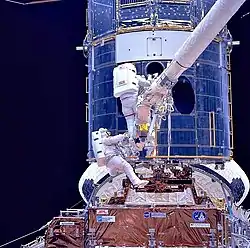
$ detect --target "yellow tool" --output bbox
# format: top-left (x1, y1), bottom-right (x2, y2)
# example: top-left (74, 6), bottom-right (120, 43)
top-left (138, 123), bottom-right (149, 132)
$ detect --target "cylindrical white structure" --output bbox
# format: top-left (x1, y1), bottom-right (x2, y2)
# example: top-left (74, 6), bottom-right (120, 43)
top-left (149, 0), bottom-right (247, 94)
top-left (175, 0), bottom-right (246, 69)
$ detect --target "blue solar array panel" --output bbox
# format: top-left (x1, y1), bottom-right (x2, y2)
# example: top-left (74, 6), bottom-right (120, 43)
top-left (91, 41), bottom-right (120, 133)
top-left (120, 6), bottom-right (150, 21)
top-left (157, 4), bottom-right (190, 20)
top-left (90, 0), bottom-right (116, 37)
top-left (190, 0), bottom-right (216, 25)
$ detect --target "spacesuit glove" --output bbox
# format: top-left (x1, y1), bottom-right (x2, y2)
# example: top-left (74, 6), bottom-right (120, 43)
top-left (124, 132), bottom-right (129, 137)
top-left (123, 133), bottom-right (130, 143)
top-left (152, 73), bottom-right (158, 79)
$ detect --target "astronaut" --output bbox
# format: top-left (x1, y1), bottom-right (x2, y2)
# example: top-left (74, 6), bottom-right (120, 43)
top-left (99, 128), bottom-right (149, 188)
top-left (136, 73), bottom-right (159, 137)
top-left (113, 63), bottom-right (152, 138)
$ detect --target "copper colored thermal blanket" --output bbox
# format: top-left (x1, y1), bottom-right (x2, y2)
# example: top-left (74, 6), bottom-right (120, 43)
top-left (45, 217), bottom-right (84, 248)
top-left (88, 207), bottom-right (220, 247)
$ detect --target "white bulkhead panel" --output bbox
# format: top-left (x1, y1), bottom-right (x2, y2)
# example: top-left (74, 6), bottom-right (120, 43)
top-left (115, 30), bottom-right (191, 63)
top-left (78, 162), bottom-right (109, 203)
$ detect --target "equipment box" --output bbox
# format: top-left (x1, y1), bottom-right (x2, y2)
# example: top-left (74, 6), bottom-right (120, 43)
top-left (45, 217), bottom-right (85, 248)
top-left (88, 207), bottom-right (222, 247)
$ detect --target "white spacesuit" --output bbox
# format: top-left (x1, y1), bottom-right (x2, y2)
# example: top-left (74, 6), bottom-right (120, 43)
top-left (119, 91), bottom-right (137, 138)
top-left (113, 63), bottom-right (152, 138)
top-left (99, 128), bottom-right (149, 188)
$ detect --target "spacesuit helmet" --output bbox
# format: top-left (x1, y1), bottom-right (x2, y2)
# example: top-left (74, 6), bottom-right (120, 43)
top-left (99, 128), bottom-right (110, 138)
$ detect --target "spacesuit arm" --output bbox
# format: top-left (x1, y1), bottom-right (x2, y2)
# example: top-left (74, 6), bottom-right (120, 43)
top-left (102, 134), bottom-right (125, 146)
top-left (136, 75), bottom-right (151, 88)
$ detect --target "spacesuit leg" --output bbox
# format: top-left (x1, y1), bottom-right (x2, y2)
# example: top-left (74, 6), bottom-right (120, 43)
top-left (121, 97), bottom-right (137, 138)
top-left (107, 156), bottom-right (149, 188)
top-left (131, 104), bottom-right (137, 137)
top-left (108, 167), bottom-right (119, 176)
top-left (124, 113), bottom-right (136, 138)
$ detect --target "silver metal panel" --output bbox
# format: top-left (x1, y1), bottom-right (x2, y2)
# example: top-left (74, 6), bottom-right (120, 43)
top-left (116, 30), bottom-right (191, 63)
top-left (147, 37), bottom-right (162, 56)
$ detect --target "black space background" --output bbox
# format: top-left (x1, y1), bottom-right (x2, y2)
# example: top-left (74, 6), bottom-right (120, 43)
top-left (0, 1), bottom-right (250, 247)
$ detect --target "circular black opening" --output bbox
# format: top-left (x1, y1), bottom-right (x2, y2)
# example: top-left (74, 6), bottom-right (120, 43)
top-left (172, 76), bottom-right (195, 114)
top-left (146, 62), bottom-right (164, 75)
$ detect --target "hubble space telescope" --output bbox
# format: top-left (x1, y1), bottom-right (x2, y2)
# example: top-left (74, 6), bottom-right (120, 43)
top-left (20, 0), bottom-right (250, 247)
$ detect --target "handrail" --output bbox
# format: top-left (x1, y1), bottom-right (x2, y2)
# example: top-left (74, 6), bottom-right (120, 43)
top-left (127, 155), bottom-right (229, 160)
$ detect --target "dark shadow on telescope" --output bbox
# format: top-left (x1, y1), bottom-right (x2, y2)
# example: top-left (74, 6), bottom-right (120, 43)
top-left (172, 76), bottom-right (195, 114)
top-left (146, 61), bottom-right (164, 75)
top-left (117, 98), bottom-right (123, 116)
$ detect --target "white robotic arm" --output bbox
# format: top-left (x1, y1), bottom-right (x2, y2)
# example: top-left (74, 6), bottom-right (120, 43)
top-left (137, 0), bottom-right (247, 134)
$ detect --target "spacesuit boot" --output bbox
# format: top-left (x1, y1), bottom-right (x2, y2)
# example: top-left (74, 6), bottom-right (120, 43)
top-left (145, 143), bottom-right (154, 156)
top-left (107, 156), bottom-right (149, 188)
top-left (133, 180), bottom-right (150, 188)
top-left (144, 135), bottom-right (155, 156)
